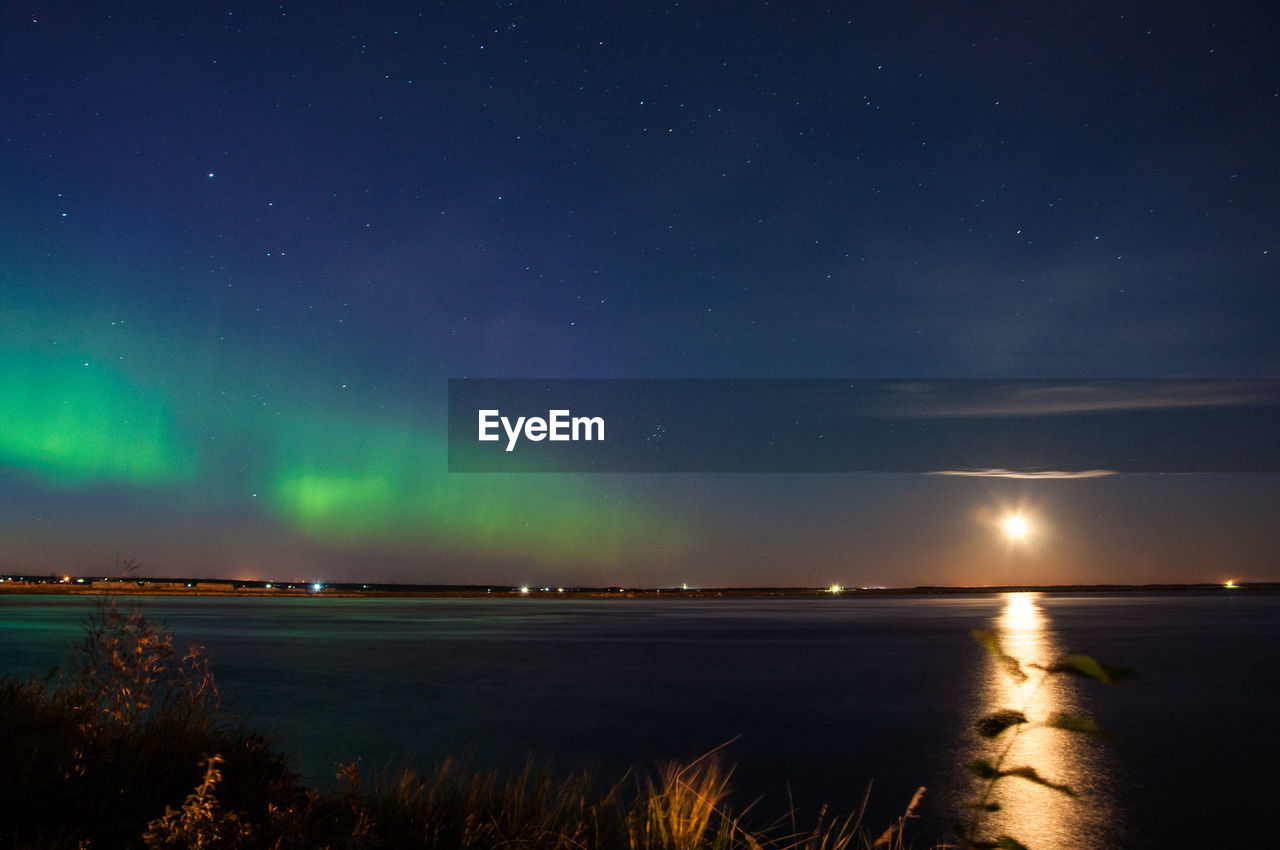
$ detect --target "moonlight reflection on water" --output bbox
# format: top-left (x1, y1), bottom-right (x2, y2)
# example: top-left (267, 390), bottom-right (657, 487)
top-left (967, 593), bottom-right (1118, 850)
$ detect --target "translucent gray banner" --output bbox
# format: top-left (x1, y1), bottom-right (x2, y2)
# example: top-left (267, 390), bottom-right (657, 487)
top-left (447, 379), bottom-right (1280, 473)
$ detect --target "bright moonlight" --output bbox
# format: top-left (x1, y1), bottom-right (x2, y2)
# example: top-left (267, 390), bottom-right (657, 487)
top-left (1002, 514), bottom-right (1030, 540)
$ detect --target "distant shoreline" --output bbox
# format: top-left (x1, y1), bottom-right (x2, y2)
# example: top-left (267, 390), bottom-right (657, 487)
top-left (1, 576), bottom-right (1272, 598)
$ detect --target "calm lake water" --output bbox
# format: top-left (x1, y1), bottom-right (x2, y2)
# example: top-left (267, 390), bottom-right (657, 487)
top-left (1, 591), bottom-right (1275, 848)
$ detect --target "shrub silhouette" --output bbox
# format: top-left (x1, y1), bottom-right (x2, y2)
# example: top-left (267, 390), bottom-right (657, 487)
top-left (1, 595), bottom-right (293, 848)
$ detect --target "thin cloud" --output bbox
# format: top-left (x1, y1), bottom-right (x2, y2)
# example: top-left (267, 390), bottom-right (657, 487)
top-left (871, 379), bottom-right (1280, 418)
top-left (930, 469), bottom-right (1117, 479)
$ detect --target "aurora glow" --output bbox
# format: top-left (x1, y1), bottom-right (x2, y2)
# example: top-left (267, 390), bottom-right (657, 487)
top-left (265, 416), bottom-right (679, 563)
top-left (0, 349), bottom-right (191, 486)
top-left (0, 308), bottom-right (681, 574)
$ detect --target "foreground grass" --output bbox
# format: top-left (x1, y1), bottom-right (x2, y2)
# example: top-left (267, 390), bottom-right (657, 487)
top-left (0, 599), bottom-right (926, 849)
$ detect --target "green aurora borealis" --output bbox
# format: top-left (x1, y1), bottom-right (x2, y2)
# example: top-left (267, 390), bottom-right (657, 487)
top-left (0, 299), bottom-right (683, 579)
top-left (0, 350), bottom-right (191, 487)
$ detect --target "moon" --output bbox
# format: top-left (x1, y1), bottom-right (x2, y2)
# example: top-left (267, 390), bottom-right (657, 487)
top-left (1002, 514), bottom-right (1030, 540)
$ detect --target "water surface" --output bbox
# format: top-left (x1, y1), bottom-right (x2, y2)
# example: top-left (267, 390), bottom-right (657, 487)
top-left (2, 591), bottom-right (1274, 848)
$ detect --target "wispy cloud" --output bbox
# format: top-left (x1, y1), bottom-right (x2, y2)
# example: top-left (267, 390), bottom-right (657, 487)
top-left (872, 379), bottom-right (1280, 418)
top-left (930, 469), bottom-right (1117, 479)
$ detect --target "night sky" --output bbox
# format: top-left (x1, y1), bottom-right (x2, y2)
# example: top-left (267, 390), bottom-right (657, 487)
top-left (3, 2), bottom-right (1277, 587)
